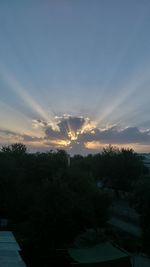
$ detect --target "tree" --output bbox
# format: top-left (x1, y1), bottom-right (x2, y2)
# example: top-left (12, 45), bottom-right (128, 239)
top-left (1, 143), bottom-right (27, 155)
top-left (133, 178), bottom-right (150, 251)
top-left (99, 146), bottom-right (144, 191)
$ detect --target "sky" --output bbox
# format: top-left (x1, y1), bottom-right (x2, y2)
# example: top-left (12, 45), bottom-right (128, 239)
top-left (0, 0), bottom-right (150, 154)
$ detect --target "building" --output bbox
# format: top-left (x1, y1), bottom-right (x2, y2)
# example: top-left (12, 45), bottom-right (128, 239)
top-left (0, 231), bottom-right (26, 267)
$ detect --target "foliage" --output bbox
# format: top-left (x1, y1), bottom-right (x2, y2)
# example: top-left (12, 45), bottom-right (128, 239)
top-left (131, 178), bottom-right (150, 252)
top-left (0, 143), bottom-right (145, 255)
top-left (0, 143), bottom-right (112, 251)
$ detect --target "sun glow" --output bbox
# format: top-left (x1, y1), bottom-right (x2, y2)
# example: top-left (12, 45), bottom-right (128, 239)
top-left (68, 131), bottom-right (78, 141)
top-left (85, 141), bottom-right (134, 150)
top-left (80, 119), bottom-right (96, 134)
top-left (48, 139), bottom-right (71, 147)
top-left (85, 141), bottom-right (103, 150)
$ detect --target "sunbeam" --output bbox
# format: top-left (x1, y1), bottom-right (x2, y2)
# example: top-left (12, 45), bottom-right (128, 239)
top-left (95, 67), bottom-right (150, 127)
top-left (0, 1), bottom-right (150, 152)
top-left (0, 67), bottom-right (50, 122)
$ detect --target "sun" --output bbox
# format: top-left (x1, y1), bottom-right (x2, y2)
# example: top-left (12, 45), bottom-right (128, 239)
top-left (68, 131), bottom-right (78, 141)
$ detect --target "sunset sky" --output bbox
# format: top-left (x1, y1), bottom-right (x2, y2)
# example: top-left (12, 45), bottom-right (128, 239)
top-left (1, 0), bottom-right (150, 154)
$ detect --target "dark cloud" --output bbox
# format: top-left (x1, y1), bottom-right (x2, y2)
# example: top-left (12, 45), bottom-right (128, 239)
top-left (45, 116), bottom-right (86, 140)
top-left (0, 128), bottom-right (42, 143)
top-left (1, 115), bottom-right (150, 153)
top-left (22, 134), bottom-right (42, 142)
top-left (58, 116), bottom-right (85, 132)
top-left (79, 126), bottom-right (150, 144)
top-left (115, 127), bottom-right (150, 144)
top-left (40, 116), bottom-right (150, 147)
top-left (45, 127), bottom-right (64, 140)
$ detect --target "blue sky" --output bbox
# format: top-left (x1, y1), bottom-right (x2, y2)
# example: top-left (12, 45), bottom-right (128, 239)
top-left (0, 0), bottom-right (150, 153)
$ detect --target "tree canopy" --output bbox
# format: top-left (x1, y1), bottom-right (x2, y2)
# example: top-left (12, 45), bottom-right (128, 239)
top-left (0, 143), bottom-right (146, 260)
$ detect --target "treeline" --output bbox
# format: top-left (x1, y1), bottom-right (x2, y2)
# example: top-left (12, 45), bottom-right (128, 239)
top-left (0, 143), bottom-right (149, 256)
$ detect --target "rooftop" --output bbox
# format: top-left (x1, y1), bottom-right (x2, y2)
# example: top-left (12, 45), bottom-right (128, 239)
top-left (0, 231), bottom-right (26, 267)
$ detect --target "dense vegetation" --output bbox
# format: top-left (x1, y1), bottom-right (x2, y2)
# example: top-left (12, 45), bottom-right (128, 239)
top-left (0, 143), bottom-right (149, 262)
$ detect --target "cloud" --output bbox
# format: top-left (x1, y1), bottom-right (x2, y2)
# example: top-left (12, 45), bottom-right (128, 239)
top-left (32, 119), bottom-right (48, 129)
top-left (22, 134), bottom-right (42, 142)
top-left (114, 127), bottom-right (150, 144)
top-left (79, 126), bottom-right (150, 145)
top-left (45, 115), bottom-right (87, 141)
top-left (0, 128), bottom-right (43, 144)
top-left (1, 115), bottom-right (150, 153)
top-left (35, 116), bottom-right (150, 147)
top-left (35, 115), bottom-right (150, 153)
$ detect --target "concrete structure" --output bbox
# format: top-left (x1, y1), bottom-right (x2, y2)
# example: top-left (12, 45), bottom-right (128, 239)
top-left (0, 231), bottom-right (26, 267)
top-left (140, 153), bottom-right (150, 172)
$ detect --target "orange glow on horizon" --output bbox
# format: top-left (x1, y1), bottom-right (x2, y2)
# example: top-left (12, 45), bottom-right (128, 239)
top-left (85, 141), bottom-right (135, 151)
top-left (47, 139), bottom-right (71, 147)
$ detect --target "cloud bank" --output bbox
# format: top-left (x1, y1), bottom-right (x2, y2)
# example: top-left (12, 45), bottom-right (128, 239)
top-left (1, 115), bottom-right (150, 153)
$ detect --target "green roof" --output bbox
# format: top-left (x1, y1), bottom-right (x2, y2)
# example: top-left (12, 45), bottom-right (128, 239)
top-left (68, 243), bottom-right (129, 263)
